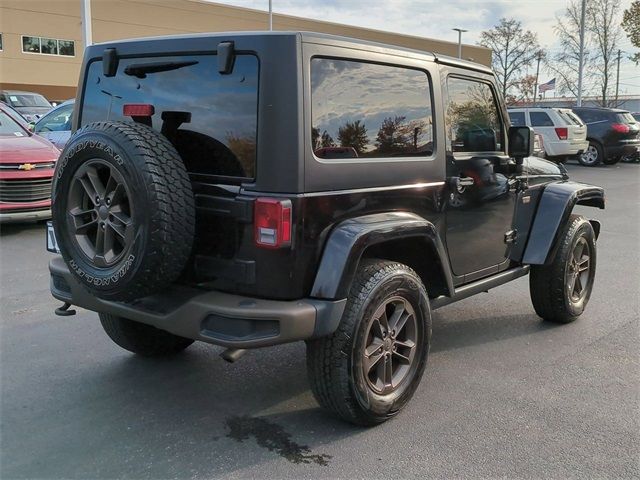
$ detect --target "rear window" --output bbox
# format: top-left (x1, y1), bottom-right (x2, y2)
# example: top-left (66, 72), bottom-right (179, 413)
top-left (557, 110), bottom-right (583, 126)
top-left (508, 111), bottom-right (526, 126)
top-left (617, 112), bottom-right (636, 124)
top-left (310, 58), bottom-right (434, 159)
top-left (80, 54), bottom-right (258, 179)
top-left (530, 111), bottom-right (554, 127)
top-left (5, 93), bottom-right (51, 108)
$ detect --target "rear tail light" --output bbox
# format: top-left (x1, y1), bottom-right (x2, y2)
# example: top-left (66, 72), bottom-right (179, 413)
top-left (555, 127), bottom-right (568, 140)
top-left (611, 123), bottom-right (630, 134)
top-left (254, 198), bottom-right (292, 248)
top-left (123, 104), bottom-right (155, 117)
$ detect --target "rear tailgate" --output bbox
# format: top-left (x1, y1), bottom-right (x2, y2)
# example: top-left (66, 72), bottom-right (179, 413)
top-left (558, 109), bottom-right (587, 141)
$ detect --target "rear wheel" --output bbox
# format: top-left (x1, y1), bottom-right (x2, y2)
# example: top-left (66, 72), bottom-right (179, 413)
top-left (306, 260), bottom-right (431, 426)
top-left (99, 313), bottom-right (194, 356)
top-left (578, 141), bottom-right (602, 166)
top-left (529, 215), bottom-right (596, 323)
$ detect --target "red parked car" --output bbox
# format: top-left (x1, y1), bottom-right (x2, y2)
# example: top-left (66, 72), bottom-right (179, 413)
top-left (0, 104), bottom-right (60, 222)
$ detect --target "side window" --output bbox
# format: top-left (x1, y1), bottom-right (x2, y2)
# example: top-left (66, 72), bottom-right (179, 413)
top-left (529, 111), bottom-right (554, 127)
top-left (310, 58), bottom-right (434, 159)
top-left (574, 110), bottom-right (592, 123)
top-left (35, 104), bottom-right (73, 132)
top-left (508, 111), bottom-right (526, 126)
top-left (446, 77), bottom-right (503, 153)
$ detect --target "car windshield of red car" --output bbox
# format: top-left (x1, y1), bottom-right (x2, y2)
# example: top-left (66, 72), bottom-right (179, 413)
top-left (0, 110), bottom-right (28, 136)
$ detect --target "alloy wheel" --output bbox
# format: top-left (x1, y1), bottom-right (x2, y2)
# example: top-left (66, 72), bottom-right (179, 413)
top-left (362, 296), bottom-right (418, 394)
top-left (67, 159), bottom-right (134, 267)
top-left (566, 236), bottom-right (591, 303)
top-left (581, 145), bottom-right (599, 165)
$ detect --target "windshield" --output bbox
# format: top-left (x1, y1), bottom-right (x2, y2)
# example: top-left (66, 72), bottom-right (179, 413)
top-left (0, 110), bottom-right (28, 136)
top-left (6, 93), bottom-right (51, 108)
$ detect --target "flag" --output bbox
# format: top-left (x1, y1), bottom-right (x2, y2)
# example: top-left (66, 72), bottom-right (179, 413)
top-left (539, 78), bottom-right (556, 92)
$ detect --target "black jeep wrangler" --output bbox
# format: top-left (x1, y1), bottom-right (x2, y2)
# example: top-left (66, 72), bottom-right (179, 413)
top-left (48, 32), bottom-right (605, 426)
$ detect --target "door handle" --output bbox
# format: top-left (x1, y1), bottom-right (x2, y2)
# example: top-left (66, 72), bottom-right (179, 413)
top-left (448, 176), bottom-right (475, 193)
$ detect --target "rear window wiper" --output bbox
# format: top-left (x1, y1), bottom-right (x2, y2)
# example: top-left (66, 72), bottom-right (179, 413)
top-left (124, 60), bottom-right (198, 78)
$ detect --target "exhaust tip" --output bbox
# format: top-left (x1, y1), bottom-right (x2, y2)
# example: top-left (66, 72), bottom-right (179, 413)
top-left (220, 348), bottom-right (247, 363)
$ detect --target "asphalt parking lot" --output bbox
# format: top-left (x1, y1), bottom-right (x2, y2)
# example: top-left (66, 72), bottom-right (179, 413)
top-left (1, 162), bottom-right (638, 479)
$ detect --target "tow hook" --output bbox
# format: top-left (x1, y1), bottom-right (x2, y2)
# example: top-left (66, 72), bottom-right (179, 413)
top-left (55, 302), bottom-right (77, 316)
top-left (220, 348), bottom-right (246, 363)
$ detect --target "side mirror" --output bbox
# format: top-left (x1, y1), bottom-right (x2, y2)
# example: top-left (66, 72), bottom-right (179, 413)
top-left (28, 122), bottom-right (36, 132)
top-left (508, 126), bottom-right (534, 174)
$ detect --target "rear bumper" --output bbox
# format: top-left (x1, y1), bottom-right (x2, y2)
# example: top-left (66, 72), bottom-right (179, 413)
top-left (49, 256), bottom-right (346, 349)
top-left (605, 142), bottom-right (640, 158)
top-left (545, 140), bottom-right (588, 157)
top-left (0, 208), bottom-right (51, 223)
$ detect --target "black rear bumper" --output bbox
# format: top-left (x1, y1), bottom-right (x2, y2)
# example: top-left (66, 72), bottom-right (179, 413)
top-left (49, 257), bottom-right (346, 349)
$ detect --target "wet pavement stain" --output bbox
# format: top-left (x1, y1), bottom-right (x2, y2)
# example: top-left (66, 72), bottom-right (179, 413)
top-left (226, 415), bottom-right (331, 466)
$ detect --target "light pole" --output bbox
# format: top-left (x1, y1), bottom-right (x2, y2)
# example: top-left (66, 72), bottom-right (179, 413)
top-left (81, 0), bottom-right (92, 47)
top-left (533, 50), bottom-right (545, 107)
top-left (577, 0), bottom-right (586, 106)
top-left (453, 28), bottom-right (468, 59)
top-left (269, 0), bottom-right (273, 31)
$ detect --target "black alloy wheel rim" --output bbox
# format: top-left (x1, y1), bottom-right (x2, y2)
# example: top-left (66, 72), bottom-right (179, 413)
top-left (67, 159), bottom-right (134, 267)
top-left (566, 236), bottom-right (591, 303)
top-left (362, 296), bottom-right (419, 395)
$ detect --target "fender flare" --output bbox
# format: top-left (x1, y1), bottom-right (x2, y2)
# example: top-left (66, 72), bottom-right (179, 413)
top-left (522, 181), bottom-right (604, 265)
top-left (310, 212), bottom-right (454, 300)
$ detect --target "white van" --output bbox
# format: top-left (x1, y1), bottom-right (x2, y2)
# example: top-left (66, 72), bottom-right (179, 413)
top-left (508, 107), bottom-right (588, 162)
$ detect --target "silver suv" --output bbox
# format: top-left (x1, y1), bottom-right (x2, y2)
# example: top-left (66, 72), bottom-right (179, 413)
top-left (509, 107), bottom-right (587, 162)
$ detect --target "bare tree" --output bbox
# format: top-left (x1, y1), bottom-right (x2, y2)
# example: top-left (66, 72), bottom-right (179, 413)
top-left (550, 0), bottom-right (622, 106)
top-left (587, 0), bottom-right (623, 106)
top-left (479, 18), bottom-right (541, 99)
top-left (549, 1), bottom-right (594, 98)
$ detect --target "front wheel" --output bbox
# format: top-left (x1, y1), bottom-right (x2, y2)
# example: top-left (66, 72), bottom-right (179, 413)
top-left (306, 260), bottom-right (431, 426)
top-left (529, 215), bottom-right (597, 323)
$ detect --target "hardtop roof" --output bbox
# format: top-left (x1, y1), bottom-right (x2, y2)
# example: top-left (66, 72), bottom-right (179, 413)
top-left (88, 30), bottom-right (493, 75)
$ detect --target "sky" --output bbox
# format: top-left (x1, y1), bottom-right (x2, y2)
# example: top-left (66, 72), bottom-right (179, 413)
top-left (209, 0), bottom-right (639, 96)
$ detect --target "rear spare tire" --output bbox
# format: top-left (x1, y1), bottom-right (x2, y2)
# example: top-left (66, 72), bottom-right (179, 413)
top-left (52, 121), bottom-right (195, 301)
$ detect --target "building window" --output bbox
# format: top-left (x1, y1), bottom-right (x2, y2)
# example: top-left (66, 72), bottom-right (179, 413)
top-left (58, 40), bottom-right (75, 56)
top-left (22, 36), bottom-right (40, 53)
top-left (40, 37), bottom-right (58, 55)
top-left (21, 35), bottom-right (75, 56)
top-left (0, 33), bottom-right (3, 51)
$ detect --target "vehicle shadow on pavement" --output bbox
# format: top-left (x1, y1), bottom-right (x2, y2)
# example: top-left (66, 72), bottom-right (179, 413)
top-left (431, 311), bottom-right (560, 353)
top-left (2, 309), bottom-right (561, 479)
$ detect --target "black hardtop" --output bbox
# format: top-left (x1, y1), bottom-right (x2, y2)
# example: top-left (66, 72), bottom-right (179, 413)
top-left (84, 30), bottom-right (491, 74)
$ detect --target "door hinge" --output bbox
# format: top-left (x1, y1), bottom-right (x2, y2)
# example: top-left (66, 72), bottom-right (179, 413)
top-left (504, 229), bottom-right (518, 244)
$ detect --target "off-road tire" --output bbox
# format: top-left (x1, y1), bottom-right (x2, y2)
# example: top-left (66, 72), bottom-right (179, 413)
top-left (578, 141), bottom-right (603, 166)
top-left (529, 214), bottom-right (597, 323)
top-left (52, 121), bottom-right (195, 301)
top-left (99, 313), bottom-right (194, 356)
top-left (306, 259), bottom-right (431, 426)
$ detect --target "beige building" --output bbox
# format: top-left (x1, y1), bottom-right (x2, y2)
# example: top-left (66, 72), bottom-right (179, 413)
top-left (0, 0), bottom-right (491, 101)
